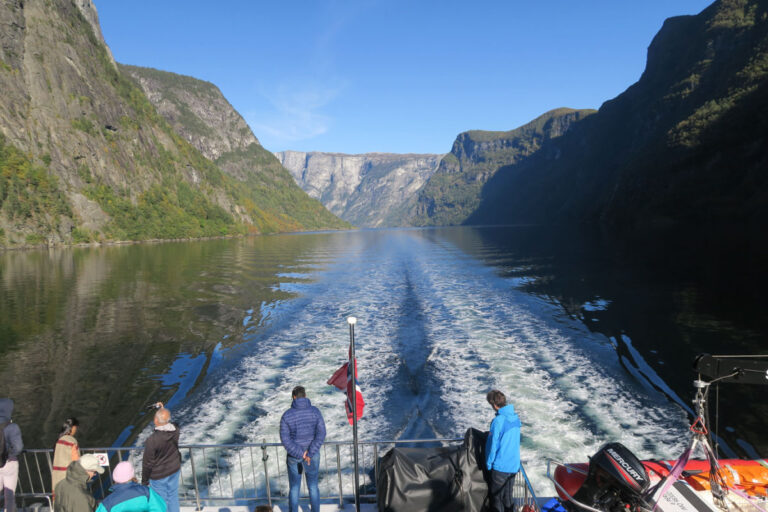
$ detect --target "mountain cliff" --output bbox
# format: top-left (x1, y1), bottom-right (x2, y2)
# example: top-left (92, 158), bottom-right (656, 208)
top-left (120, 65), bottom-right (346, 232)
top-left (0, 0), bottom-right (344, 248)
top-left (412, 108), bottom-right (595, 226)
top-left (467, 0), bottom-right (768, 227)
top-left (276, 151), bottom-right (442, 227)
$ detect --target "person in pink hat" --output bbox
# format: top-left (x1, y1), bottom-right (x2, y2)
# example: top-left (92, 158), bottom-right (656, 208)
top-left (95, 462), bottom-right (166, 512)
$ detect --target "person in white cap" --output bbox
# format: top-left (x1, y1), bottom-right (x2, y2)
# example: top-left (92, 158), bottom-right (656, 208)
top-left (95, 462), bottom-right (166, 512)
top-left (54, 453), bottom-right (104, 512)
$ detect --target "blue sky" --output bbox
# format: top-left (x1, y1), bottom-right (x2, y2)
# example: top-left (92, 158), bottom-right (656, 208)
top-left (94, 1), bottom-right (713, 155)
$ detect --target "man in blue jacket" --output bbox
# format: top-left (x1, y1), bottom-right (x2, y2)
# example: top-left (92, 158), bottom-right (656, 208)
top-left (279, 386), bottom-right (326, 512)
top-left (486, 390), bottom-right (521, 512)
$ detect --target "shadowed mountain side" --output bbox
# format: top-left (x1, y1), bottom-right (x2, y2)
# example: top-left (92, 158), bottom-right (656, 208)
top-left (412, 108), bottom-right (595, 227)
top-left (276, 151), bottom-right (442, 227)
top-left (467, 0), bottom-right (768, 227)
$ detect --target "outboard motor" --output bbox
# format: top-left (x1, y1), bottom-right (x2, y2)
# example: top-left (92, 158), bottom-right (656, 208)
top-left (570, 443), bottom-right (650, 512)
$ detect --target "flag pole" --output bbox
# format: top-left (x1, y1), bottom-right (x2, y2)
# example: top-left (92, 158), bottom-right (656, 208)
top-left (348, 316), bottom-right (361, 512)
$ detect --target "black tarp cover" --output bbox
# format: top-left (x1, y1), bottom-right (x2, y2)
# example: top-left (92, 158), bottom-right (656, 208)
top-left (377, 428), bottom-right (491, 512)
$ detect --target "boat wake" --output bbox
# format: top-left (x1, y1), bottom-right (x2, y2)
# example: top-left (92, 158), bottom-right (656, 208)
top-left (139, 230), bottom-right (689, 493)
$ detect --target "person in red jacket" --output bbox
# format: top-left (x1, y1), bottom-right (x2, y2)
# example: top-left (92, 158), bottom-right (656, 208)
top-left (141, 404), bottom-right (180, 512)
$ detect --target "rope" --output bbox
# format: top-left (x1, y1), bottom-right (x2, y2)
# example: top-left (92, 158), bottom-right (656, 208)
top-left (644, 436), bottom-right (697, 510)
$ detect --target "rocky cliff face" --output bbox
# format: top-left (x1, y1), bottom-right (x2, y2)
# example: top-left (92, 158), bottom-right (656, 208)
top-left (468, 0), bottom-right (768, 227)
top-left (413, 108), bottom-right (595, 226)
top-left (74, 0), bottom-right (115, 66)
top-left (120, 65), bottom-right (345, 230)
top-left (0, 0), bottom-right (344, 247)
top-left (276, 151), bottom-right (442, 227)
top-left (121, 65), bottom-right (258, 177)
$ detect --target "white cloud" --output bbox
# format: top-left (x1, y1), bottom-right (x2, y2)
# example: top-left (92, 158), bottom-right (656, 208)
top-left (246, 77), bottom-right (348, 147)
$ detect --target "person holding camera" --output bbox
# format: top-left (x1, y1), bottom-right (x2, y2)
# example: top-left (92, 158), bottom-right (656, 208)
top-left (141, 404), bottom-right (180, 512)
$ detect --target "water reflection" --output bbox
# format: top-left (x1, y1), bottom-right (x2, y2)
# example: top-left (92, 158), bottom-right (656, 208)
top-left (0, 235), bottom-right (335, 448)
top-left (1, 226), bottom-right (766, 460)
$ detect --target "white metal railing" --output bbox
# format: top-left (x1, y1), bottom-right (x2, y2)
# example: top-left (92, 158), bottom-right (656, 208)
top-left (17, 439), bottom-right (540, 511)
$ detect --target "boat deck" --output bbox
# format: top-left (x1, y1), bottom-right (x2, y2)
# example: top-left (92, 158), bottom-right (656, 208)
top-left (181, 506), bottom-right (378, 512)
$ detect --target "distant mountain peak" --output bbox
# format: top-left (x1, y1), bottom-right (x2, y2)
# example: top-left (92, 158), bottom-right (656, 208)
top-left (276, 151), bottom-right (443, 227)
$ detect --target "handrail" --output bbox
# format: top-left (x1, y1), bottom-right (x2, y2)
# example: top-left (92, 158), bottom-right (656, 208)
top-left (19, 438), bottom-right (465, 452)
top-left (519, 462), bottom-right (540, 504)
top-left (17, 439), bottom-right (541, 511)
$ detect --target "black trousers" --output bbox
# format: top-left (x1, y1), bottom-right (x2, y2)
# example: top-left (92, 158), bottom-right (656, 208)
top-left (489, 469), bottom-right (516, 512)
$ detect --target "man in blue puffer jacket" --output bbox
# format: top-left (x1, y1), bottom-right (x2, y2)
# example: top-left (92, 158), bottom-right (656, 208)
top-left (96, 462), bottom-right (166, 512)
top-left (486, 390), bottom-right (521, 512)
top-left (279, 386), bottom-right (326, 512)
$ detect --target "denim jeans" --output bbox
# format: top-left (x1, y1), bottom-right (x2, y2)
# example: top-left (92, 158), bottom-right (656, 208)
top-left (150, 469), bottom-right (180, 512)
top-left (286, 455), bottom-right (319, 512)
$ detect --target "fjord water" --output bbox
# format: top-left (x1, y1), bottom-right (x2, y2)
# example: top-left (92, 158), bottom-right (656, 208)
top-left (1, 226), bottom-right (766, 490)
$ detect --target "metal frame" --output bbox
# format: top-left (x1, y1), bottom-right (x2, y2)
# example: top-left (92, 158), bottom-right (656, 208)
top-left (546, 459), bottom-right (603, 512)
top-left (16, 439), bottom-right (540, 510)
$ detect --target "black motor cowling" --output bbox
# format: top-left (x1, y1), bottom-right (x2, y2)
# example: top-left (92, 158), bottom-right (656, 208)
top-left (571, 443), bottom-right (650, 512)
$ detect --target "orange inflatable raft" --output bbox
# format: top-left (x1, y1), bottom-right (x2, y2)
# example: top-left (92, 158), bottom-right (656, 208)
top-left (554, 459), bottom-right (768, 501)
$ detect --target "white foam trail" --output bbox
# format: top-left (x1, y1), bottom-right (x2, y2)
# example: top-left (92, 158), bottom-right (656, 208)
top-left (141, 230), bottom-right (690, 497)
top-left (391, 236), bottom-right (689, 491)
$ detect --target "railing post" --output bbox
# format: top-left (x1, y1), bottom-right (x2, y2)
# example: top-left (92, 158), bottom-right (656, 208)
top-left (261, 440), bottom-right (272, 509)
top-left (188, 447), bottom-right (202, 511)
top-left (336, 445), bottom-right (343, 509)
top-left (248, 446), bottom-right (258, 500)
top-left (214, 447), bottom-right (223, 500)
top-left (45, 451), bottom-right (53, 493)
top-left (33, 452), bottom-right (45, 494)
top-left (524, 469), bottom-right (529, 505)
top-left (373, 444), bottom-right (379, 495)
top-left (20, 452), bottom-right (31, 494)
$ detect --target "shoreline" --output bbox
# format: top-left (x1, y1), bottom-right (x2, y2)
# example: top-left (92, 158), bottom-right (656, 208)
top-left (0, 226), bottom-right (355, 252)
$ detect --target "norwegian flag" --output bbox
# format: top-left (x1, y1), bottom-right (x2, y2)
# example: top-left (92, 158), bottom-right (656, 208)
top-left (327, 344), bottom-right (365, 425)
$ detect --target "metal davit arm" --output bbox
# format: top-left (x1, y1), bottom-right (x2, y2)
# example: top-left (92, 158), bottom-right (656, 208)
top-left (693, 354), bottom-right (768, 386)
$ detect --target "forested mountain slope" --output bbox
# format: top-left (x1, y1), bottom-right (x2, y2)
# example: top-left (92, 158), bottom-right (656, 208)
top-left (0, 0), bottom-right (344, 248)
top-left (121, 65), bottom-right (346, 233)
